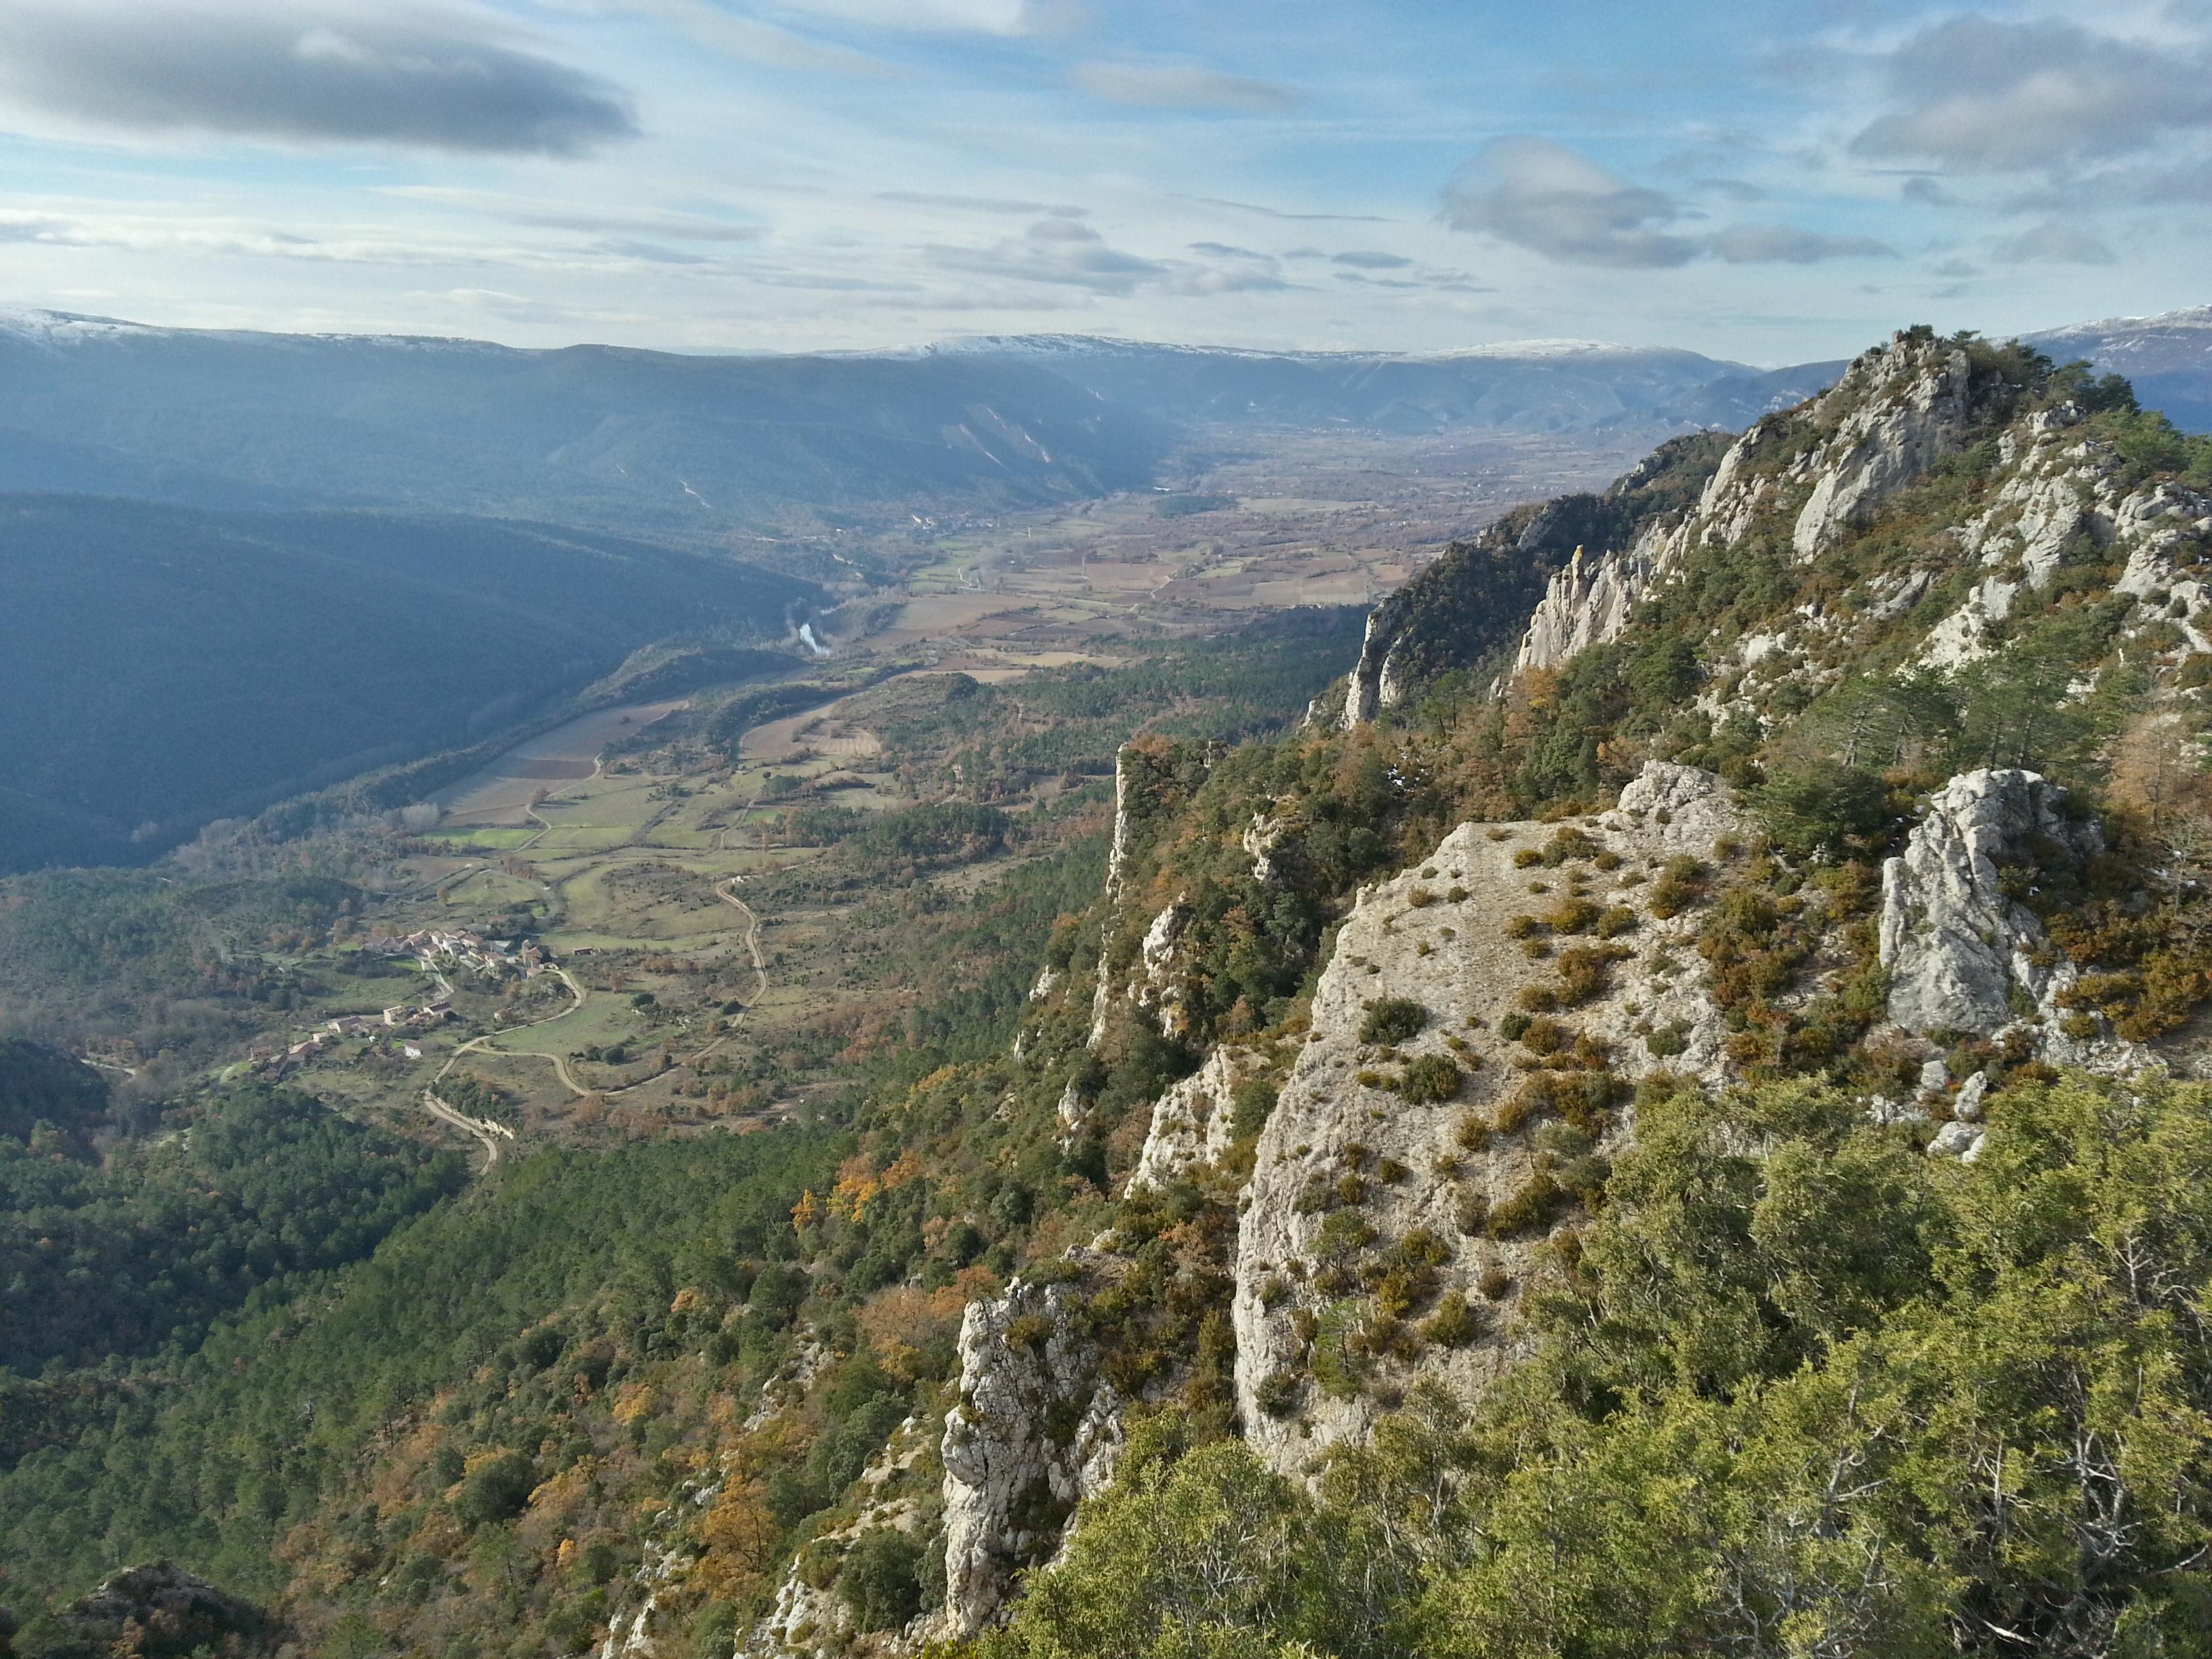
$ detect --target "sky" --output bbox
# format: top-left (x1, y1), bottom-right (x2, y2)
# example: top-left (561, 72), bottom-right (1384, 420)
top-left (0, 0), bottom-right (2207, 363)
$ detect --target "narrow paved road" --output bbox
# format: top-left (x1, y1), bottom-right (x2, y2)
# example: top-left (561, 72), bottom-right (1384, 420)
top-left (419, 1086), bottom-right (514, 1168)
top-left (421, 967), bottom-right (587, 1161)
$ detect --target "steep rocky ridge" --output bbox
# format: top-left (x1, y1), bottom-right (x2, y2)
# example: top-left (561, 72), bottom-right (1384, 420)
top-left (1511, 331), bottom-right (1993, 676)
top-left (1332, 432), bottom-right (1732, 724)
top-left (934, 1276), bottom-right (1122, 1637)
top-left (737, 327), bottom-right (2212, 1651)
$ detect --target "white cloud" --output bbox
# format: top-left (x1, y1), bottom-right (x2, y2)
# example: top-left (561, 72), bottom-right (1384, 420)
top-left (927, 220), bottom-right (1167, 295)
top-left (0, 0), bottom-right (636, 155)
top-left (877, 191), bottom-right (1087, 217)
top-left (1443, 137), bottom-right (1896, 269)
top-left (769, 0), bottom-right (1031, 35)
top-left (1707, 225), bottom-right (1895, 264)
top-left (378, 186), bottom-right (769, 243)
top-left (1441, 137), bottom-right (1698, 268)
top-left (1851, 16), bottom-right (2212, 172)
top-left (578, 0), bottom-right (885, 75)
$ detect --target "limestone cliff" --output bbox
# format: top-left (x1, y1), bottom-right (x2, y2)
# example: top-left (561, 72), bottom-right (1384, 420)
top-left (1126, 1046), bottom-right (1255, 1194)
top-left (1515, 331), bottom-right (1983, 674)
top-left (911, 326), bottom-right (2212, 1635)
top-left (936, 1275), bottom-right (1121, 1636)
top-left (1339, 434), bottom-right (1730, 722)
top-left (1231, 764), bottom-right (1744, 1476)
top-left (1878, 769), bottom-right (2148, 1078)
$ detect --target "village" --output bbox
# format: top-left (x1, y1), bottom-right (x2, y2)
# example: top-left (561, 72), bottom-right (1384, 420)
top-left (247, 926), bottom-right (558, 1080)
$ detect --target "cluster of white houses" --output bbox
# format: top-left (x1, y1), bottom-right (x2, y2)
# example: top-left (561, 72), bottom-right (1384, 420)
top-left (251, 930), bottom-right (557, 1079)
top-left (364, 926), bottom-right (554, 980)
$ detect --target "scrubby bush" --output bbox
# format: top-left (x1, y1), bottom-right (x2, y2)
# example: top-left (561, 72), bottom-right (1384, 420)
top-left (453, 1452), bottom-right (535, 1528)
top-left (1229, 1078), bottom-right (1279, 1139)
top-left (1395, 1054), bottom-right (1463, 1103)
top-left (1648, 857), bottom-right (1708, 919)
top-left (1487, 1164), bottom-right (1568, 1238)
top-left (1359, 998), bottom-right (1429, 1044)
top-left (838, 1528), bottom-right (924, 1633)
top-left (1421, 1292), bottom-right (1484, 1348)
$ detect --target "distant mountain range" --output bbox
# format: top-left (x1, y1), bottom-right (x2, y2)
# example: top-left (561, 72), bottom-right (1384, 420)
top-left (0, 310), bottom-right (1170, 537)
top-left (0, 495), bottom-right (816, 871)
top-left (0, 308), bottom-right (2203, 551)
top-left (935, 307), bottom-right (2212, 438)
top-left (2023, 306), bottom-right (2212, 432)
top-left (922, 333), bottom-right (1839, 436)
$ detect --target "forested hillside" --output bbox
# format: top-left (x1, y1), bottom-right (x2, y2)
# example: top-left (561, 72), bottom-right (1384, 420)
top-left (0, 496), bottom-right (814, 871)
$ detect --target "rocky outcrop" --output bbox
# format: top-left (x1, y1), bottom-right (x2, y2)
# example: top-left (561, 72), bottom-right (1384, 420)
top-left (1790, 337), bottom-right (1973, 558)
top-left (938, 1274), bottom-right (1122, 1635)
top-left (1920, 413), bottom-right (2212, 668)
top-left (50, 1564), bottom-right (272, 1658)
top-left (1878, 769), bottom-right (2113, 1057)
top-left (1614, 759), bottom-right (1744, 855)
top-left (1340, 609), bottom-right (1395, 729)
top-left (1087, 745), bottom-right (1214, 1047)
top-left (1338, 468), bottom-right (1723, 722)
top-left (1128, 902), bottom-right (1194, 1038)
top-left (1087, 750), bottom-right (1142, 1044)
top-left (1514, 334), bottom-right (1984, 675)
top-left (1515, 541), bottom-right (1662, 671)
top-left (1232, 764), bottom-right (1745, 1479)
top-left (602, 1478), bottom-right (720, 1659)
top-left (1244, 808), bottom-right (1294, 885)
top-left (1127, 1046), bottom-right (1253, 1193)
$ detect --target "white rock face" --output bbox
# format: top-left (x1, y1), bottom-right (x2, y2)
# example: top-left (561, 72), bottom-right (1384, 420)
top-left (1244, 809), bottom-right (1293, 885)
top-left (938, 1276), bottom-right (1122, 1635)
top-left (1341, 609), bottom-right (1393, 729)
top-left (1515, 333), bottom-right (1988, 677)
top-left (1614, 760), bottom-right (1744, 855)
top-left (1917, 414), bottom-right (2212, 668)
top-left (1790, 339), bottom-right (1973, 559)
top-left (1515, 540), bottom-right (1662, 672)
top-left (1055, 1078), bottom-right (1092, 1142)
top-left (1928, 1118), bottom-right (1984, 1160)
top-left (1128, 1046), bottom-right (1253, 1194)
top-left (1088, 751), bottom-right (1141, 1046)
top-left (1232, 764), bottom-right (1745, 1479)
top-left (1879, 769), bottom-right (2100, 1040)
top-left (749, 1420), bottom-right (937, 1657)
top-left (1088, 747), bottom-right (1216, 1046)
top-left (1132, 902), bottom-right (1193, 1036)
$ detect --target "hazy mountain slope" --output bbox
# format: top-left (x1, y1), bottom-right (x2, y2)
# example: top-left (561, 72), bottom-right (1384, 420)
top-left (2025, 305), bottom-right (2212, 432)
top-left (0, 495), bottom-right (816, 870)
top-left (930, 335), bottom-right (1771, 435)
top-left (1668, 356), bottom-right (1852, 428)
top-left (0, 312), bottom-right (1172, 533)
